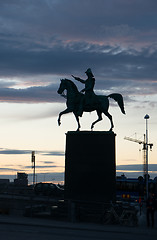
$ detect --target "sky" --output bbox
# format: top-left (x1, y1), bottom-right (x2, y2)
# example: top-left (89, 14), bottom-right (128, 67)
top-left (0, 0), bottom-right (157, 184)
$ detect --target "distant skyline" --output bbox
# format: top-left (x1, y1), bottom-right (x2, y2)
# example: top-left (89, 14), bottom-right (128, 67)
top-left (0, 0), bottom-right (157, 184)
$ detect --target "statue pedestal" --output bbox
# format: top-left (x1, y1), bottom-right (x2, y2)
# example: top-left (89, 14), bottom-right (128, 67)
top-left (65, 131), bottom-right (116, 203)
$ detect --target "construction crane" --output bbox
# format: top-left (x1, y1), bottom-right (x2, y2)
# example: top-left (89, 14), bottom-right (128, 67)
top-left (125, 115), bottom-right (153, 198)
top-left (124, 134), bottom-right (153, 177)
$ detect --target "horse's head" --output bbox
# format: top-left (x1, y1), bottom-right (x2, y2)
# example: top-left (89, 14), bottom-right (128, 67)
top-left (57, 79), bottom-right (67, 95)
top-left (57, 78), bottom-right (79, 96)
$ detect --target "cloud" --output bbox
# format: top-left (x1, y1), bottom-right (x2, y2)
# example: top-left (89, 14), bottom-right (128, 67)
top-left (0, 148), bottom-right (64, 156)
top-left (0, 84), bottom-right (62, 103)
top-left (0, 0), bottom-right (157, 45)
top-left (0, 0), bottom-right (156, 105)
top-left (25, 165), bottom-right (58, 169)
top-left (117, 164), bottom-right (157, 172)
top-left (0, 149), bottom-right (30, 155)
top-left (0, 0), bottom-right (157, 79)
top-left (40, 151), bottom-right (64, 156)
top-left (43, 161), bottom-right (55, 164)
top-left (0, 79), bottom-right (16, 88)
top-left (0, 167), bottom-right (19, 172)
top-left (1, 36), bottom-right (157, 81)
top-left (0, 43), bottom-right (157, 104)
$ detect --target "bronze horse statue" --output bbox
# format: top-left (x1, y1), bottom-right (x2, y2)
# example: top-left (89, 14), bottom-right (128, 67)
top-left (57, 79), bottom-right (125, 131)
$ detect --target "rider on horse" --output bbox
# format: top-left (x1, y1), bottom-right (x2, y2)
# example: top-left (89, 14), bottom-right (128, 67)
top-left (72, 68), bottom-right (98, 117)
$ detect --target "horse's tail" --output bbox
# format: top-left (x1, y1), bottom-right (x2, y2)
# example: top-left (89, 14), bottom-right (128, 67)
top-left (107, 93), bottom-right (126, 114)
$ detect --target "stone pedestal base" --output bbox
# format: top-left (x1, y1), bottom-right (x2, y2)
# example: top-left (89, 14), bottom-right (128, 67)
top-left (65, 131), bottom-right (116, 203)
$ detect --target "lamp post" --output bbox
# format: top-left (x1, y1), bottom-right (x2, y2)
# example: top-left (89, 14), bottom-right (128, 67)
top-left (144, 114), bottom-right (149, 199)
top-left (31, 151), bottom-right (35, 186)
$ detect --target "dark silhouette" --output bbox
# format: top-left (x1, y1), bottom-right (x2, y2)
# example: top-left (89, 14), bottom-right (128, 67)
top-left (57, 78), bottom-right (125, 131)
top-left (72, 68), bottom-right (98, 117)
top-left (146, 193), bottom-right (156, 228)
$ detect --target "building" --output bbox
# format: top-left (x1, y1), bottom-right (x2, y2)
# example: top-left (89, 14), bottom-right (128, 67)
top-left (14, 172), bottom-right (28, 186)
top-left (0, 179), bottom-right (10, 193)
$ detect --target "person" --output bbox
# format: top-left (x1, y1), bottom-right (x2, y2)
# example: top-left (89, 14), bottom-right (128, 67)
top-left (146, 192), bottom-right (156, 228)
top-left (72, 68), bottom-right (98, 116)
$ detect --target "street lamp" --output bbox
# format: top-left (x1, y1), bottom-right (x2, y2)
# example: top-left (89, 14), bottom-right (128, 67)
top-left (144, 114), bottom-right (149, 199)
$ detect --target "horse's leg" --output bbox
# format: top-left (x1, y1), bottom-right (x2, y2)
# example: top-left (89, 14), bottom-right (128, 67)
top-left (58, 108), bottom-right (72, 126)
top-left (104, 111), bottom-right (114, 131)
top-left (91, 111), bottom-right (102, 130)
top-left (74, 112), bottom-right (81, 131)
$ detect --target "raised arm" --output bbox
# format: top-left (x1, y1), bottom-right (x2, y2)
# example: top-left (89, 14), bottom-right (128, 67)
top-left (71, 75), bottom-right (86, 84)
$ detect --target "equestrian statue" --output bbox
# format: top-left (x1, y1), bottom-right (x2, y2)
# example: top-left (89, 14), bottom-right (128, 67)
top-left (57, 68), bottom-right (125, 131)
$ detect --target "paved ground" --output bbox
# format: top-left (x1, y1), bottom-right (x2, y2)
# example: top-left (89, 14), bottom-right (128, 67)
top-left (0, 211), bottom-right (157, 240)
top-left (0, 221), bottom-right (156, 240)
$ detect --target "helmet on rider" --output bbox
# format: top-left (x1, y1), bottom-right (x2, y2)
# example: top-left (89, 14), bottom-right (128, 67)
top-left (85, 68), bottom-right (94, 77)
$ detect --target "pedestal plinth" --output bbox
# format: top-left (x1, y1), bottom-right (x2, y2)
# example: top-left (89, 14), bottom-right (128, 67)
top-left (65, 131), bottom-right (116, 203)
